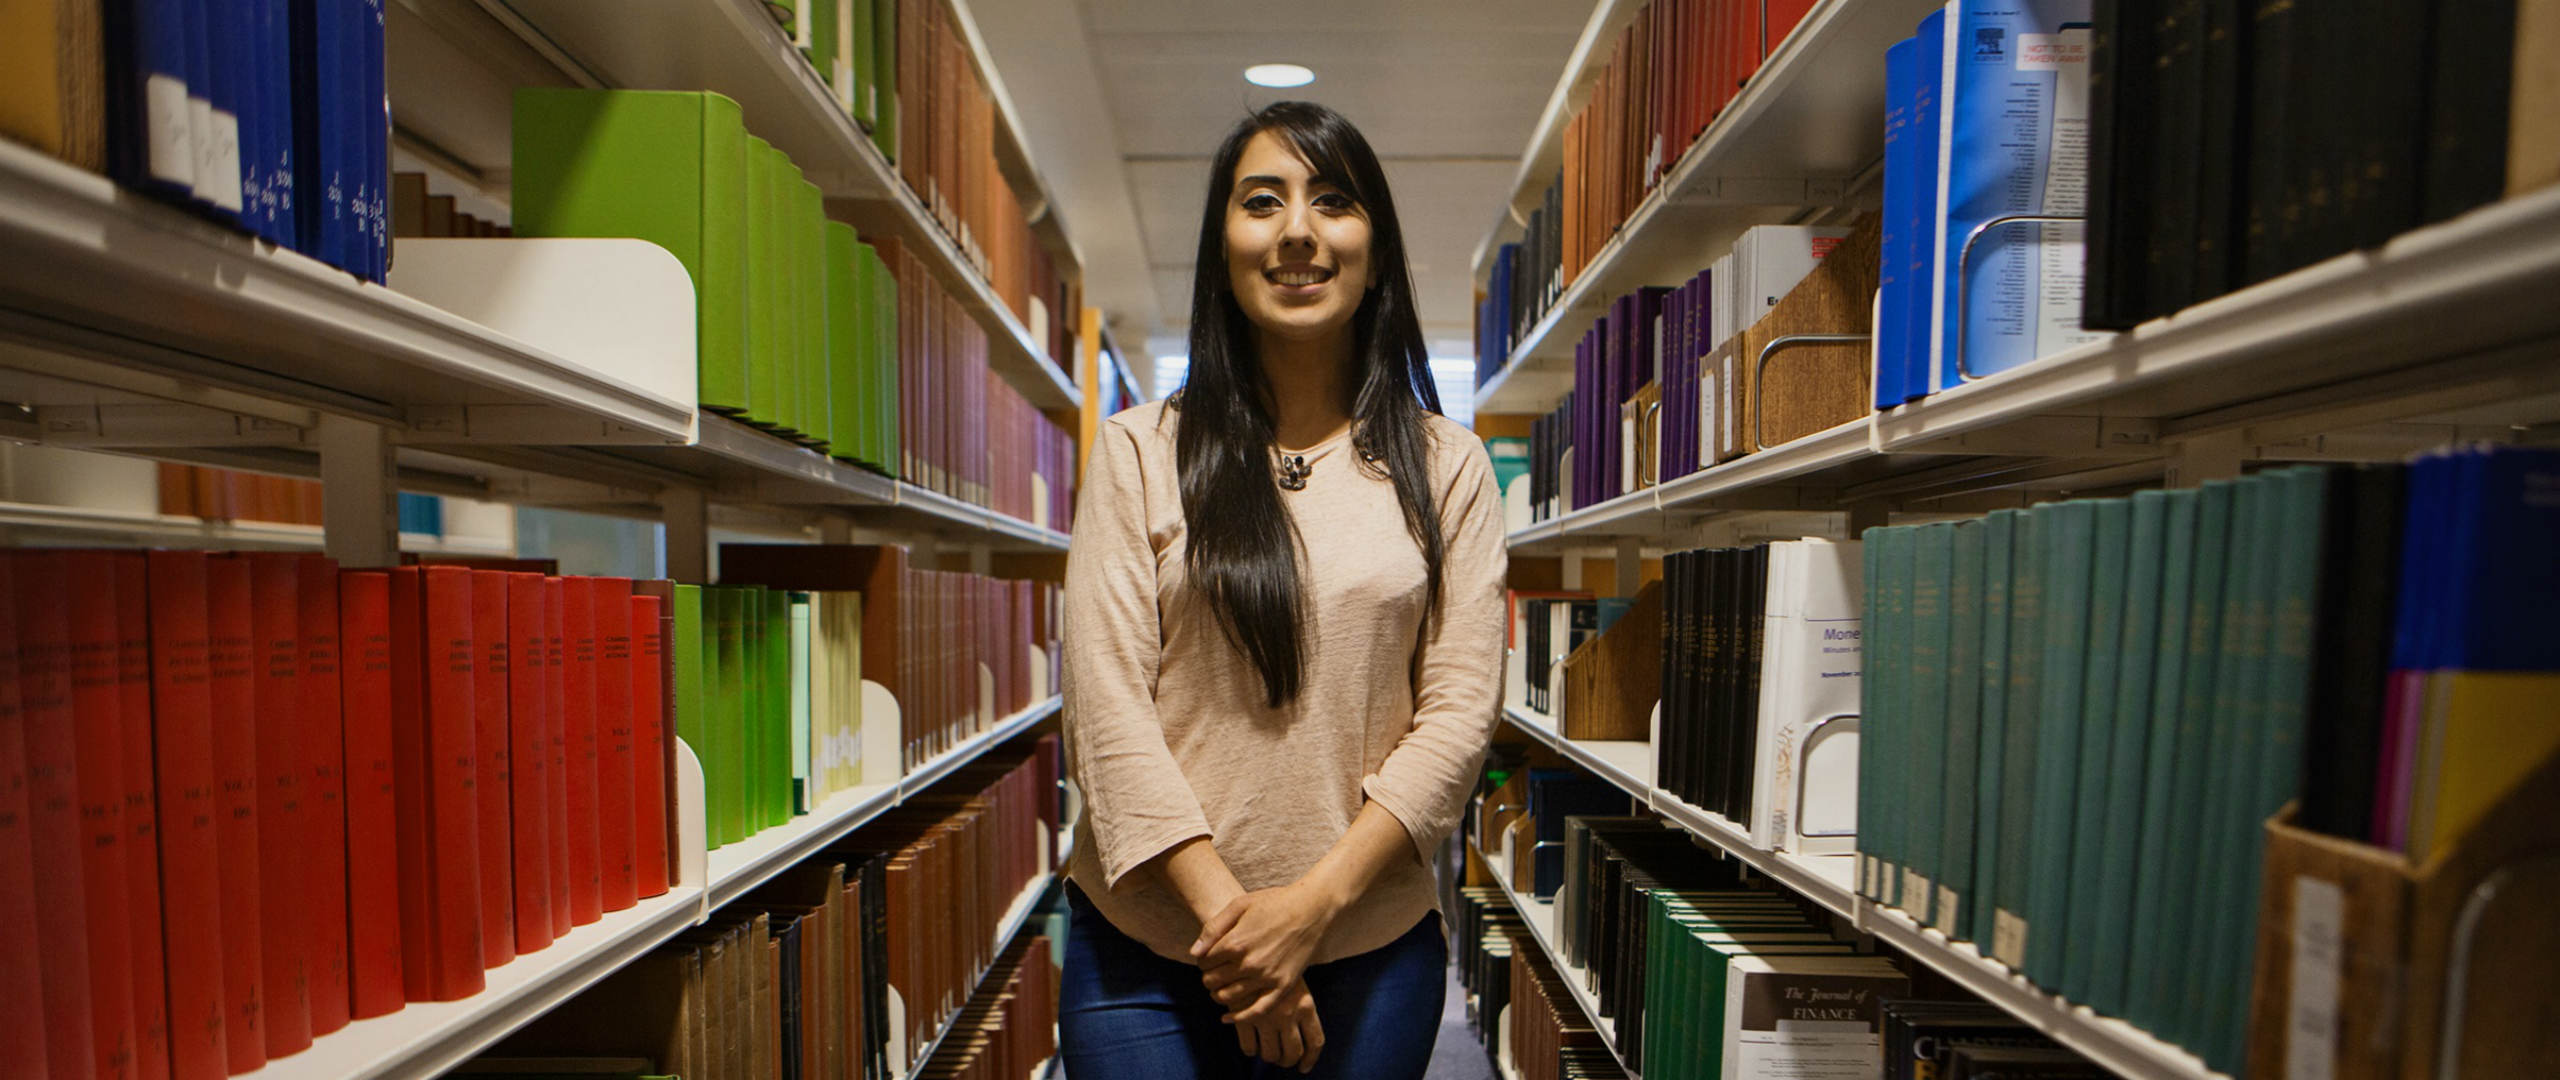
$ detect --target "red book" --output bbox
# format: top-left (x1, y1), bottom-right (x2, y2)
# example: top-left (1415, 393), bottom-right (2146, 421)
top-left (17, 552), bottom-right (99, 1080)
top-left (143, 553), bottom-right (228, 1078)
top-left (337, 571), bottom-right (404, 1020)
top-left (0, 558), bottom-right (57, 1080)
top-left (559, 578), bottom-right (601, 925)
top-left (245, 553), bottom-right (313, 1057)
top-left (590, 577), bottom-right (636, 912)
top-left (629, 593), bottom-right (668, 898)
top-left (1764, 0), bottom-right (1817, 66)
top-left (112, 553), bottom-right (173, 1079)
top-left (205, 556), bottom-right (267, 1073)
top-left (469, 571), bottom-right (515, 968)
top-left (542, 578), bottom-right (571, 938)
top-left (61, 551), bottom-right (140, 1079)
top-left (505, 574), bottom-right (554, 953)
top-left (294, 556), bottom-right (351, 1038)
top-left (388, 567), bottom-right (484, 1002)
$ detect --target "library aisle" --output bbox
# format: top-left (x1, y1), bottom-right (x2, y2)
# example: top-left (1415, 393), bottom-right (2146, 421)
top-left (2, 1), bottom-right (2554, 1079)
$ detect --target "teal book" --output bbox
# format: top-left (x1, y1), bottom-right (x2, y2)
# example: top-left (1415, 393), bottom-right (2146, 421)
top-left (1991, 508), bottom-right (2042, 972)
top-left (2181, 475), bottom-right (2273, 1052)
top-left (792, 175), bottom-right (829, 447)
top-left (2088, 489), bottom-right (2170, 1017)
top-left (744, 137), bottom-right (781, 429)
top-left (673, 585), bottom-right (707, 845)
top-left (1936, 519), bottom-right (1986, 939)
top-left (2123, 488), bottom-right (2201, 1026)
top-left (2170, 483), bottom-right (2252, 1044)
top-left (510, 90), bottom-right (751, 414)
top-left (823, 223), bottom-right (866, 461)
top-left (2152, 479), bottom-right (2241, 1043)
top-left (1970, 509), bottom-right (2019, 948)
top-left (2023, 499), bottom-right (2096, 990)
top-left (1856, 526), bottom-right (1887, 900)
top-left (1876, 526), bottom-right (1916, 907)
top-left (1903, 523), bottom-right (1955, 923)
top-left (2059, 498), bottom-right (2130, 1001)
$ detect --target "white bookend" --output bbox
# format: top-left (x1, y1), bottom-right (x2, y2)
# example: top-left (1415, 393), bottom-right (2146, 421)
top-left (1750, 538), bottom-right (1866, 855)
top-left (860, 678), bottom-right (902, 787)
top-left (1026, 644), bottom-right (1049, 702)
top-left (977, 660), bottom-right (996, 738)
top-left (674, 735), bottom-right (708, 900)
top-left (1503, 472), bottom-right (1531, 535)
top-left (386, 237), bottom-right (699, 416)
top-left (1031, 473), bottom-right (1050, 531)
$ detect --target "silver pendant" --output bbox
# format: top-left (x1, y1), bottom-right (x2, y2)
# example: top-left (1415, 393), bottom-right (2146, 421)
top-left (1277, 454), bottom-right (1311, 491)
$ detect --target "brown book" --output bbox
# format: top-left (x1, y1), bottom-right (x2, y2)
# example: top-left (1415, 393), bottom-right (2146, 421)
top-left (1744, 214), bottom-right (1883, 451)
top-left (0, 0), bottom-right (105, 169)
top-left (423, 194), bottom-right (455, 239)
top-left (1561, 580), bottom-right (1664, 742)
top-left (2515, 0), bottom-right (2560, 197)
top-left (391, 173), bottom-right (429, 237)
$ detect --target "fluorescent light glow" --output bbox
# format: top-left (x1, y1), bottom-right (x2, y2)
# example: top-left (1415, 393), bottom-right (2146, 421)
top-left (1244, 63), bottom-right (1315, 88)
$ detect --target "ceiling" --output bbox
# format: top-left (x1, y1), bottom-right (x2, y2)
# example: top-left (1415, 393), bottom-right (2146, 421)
top-left (971, 0), bottom-right (1589, 390)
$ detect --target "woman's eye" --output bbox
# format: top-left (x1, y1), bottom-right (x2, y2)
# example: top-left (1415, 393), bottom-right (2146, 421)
top-left (1314, 193), bottom-right (1354, 211)
top-left (1241, 193), bottom-right (1282, 212)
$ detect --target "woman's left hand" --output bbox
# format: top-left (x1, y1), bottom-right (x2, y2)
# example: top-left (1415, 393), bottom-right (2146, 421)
top-left (1192, 880), bottom-right (1343, 1013)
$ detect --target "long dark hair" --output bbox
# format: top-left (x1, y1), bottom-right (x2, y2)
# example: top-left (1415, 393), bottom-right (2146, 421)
top-left (1174, 101), bottom-right (1447, 708)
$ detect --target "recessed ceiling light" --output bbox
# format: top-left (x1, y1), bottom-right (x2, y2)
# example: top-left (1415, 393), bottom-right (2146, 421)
top-left (1244, 63), bottom-right (1315, 88)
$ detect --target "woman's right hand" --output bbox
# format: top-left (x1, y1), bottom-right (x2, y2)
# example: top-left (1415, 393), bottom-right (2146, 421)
top-left (1229, 976), bottom-right (1324, 1074)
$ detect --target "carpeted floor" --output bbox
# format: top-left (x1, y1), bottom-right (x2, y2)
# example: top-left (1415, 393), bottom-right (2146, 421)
top-left (1421, 955), bottom-right (1498, 1080)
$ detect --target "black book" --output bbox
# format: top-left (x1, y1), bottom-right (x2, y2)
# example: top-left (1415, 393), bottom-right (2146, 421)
top-left (2239, 0), bottom-right (2303, 285)
top-left (2297, 464), bottom-right (2405, 836)
top-left (2340, 0), bottom-right (2434, 251)
top-left (776, 917), bottom-right (804, 1080)
top-left (1723, 545), bottom-right (1771, 823)
top-left (2418, 0), bottom-right (2518, 223)
top-left (2081, 0), bottom-right (2158, 329)
top-left (2144, 0), bottom-right (2208, 316)
top-left (2190, 0), bottom-right (2252, 302)
top-left (1659, 551), bottom-right (1686, 800)
top-left (1694, 549), bottom-right (1731, 813)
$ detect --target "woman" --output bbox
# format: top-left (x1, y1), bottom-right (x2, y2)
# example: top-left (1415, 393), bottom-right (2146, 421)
top-left (1057, 101), bottom-right (1507, 1079)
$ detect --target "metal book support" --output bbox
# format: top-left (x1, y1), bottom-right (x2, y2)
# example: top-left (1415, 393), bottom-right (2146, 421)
top-left (1753, 333), bottom-right (1874, 451)
top-left (1954, 213), bottom-right (2087, 382)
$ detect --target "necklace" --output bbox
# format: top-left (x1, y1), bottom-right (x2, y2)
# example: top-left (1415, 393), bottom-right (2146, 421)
top-left (1276, 453), bottom-right (1312, 491)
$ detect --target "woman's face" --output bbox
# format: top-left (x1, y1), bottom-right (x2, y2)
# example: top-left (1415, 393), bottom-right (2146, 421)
top-left (1223, 129), bottom-right (1373, 345)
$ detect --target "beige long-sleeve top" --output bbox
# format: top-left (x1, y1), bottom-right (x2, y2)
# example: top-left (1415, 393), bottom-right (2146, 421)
top-left (1062, 400), bottom-right (1508, 964)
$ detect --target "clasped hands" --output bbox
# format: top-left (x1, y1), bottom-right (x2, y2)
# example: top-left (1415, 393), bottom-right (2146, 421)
top-left (1188, 879), bottom-right (1343, 1074)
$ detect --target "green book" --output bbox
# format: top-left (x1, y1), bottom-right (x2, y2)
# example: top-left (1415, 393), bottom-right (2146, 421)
top-left (1863, 526), bottom-right (1911, 905)
top-left (1970, 509), bottom-right (2018, 948)
top-left (2088, 489), bottom-right (2169, 1016)
top-left (1991, 508), bottom-right (2042, 972)
top-left (744, 137), bottom-right (781, 429)
top-left (862, 241), bottom-right (900, 476)
top-left (2122, 488), bottom-right (2199, 1026)
top-left (851, 0), bottom-right (877, 130)
top-left (715, 586), bottom-right (748, 845)
top-left (802, 0), bottom-right (838, 96)
top-left (764, 588), bottom-right (792, 827)
top-left (1936, 519), bottom-right (1985, 939)
top-left (673, 585), bottom-right (707, 845)
top-left (510, 89), bottom-right (750, 414)
top-left (2196, 472), bottom-right (2277, 1064)
top-left (790, 593), bottom-right (812, 813)
top-left (1855, 529), bottom-right (1881, 900)
top-left (870, 0), bottom-right (898, 161)
top-left (1903, 523), bottom-right (1954, 924)
top-left (823, 224), bottom-right (864, 461)
top-left (2059, 498), bottom-right (2130, 1002)
top-left (793, 175), bottom-right (829, 448)
top-left (737, 586), bottom-right (763, 835)
top-left (2023, 500), bottom-right (2096, 990)
top-left (2157, 479), bottom-right (2244, 1045)
top-left (774, 164), bottom-right (808, 440)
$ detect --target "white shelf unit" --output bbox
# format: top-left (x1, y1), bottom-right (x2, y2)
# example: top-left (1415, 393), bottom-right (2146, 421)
top-left (1502, 182), bottom-right (2560, 553)
top-left (0, 498), bottom-right (516, 557)
top-left (1496, 706), bottom-right (2224, 1080)
top-left (238, 695), bottom-right (1060, 1079)
top-left (1471, 0), bottom-right (1939, 415)
top-left (490, 0), bottom-right (1082, 412)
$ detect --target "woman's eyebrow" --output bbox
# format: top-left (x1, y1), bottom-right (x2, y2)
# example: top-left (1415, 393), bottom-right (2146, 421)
top-left (1236, 174), bottom-right (1290, 188)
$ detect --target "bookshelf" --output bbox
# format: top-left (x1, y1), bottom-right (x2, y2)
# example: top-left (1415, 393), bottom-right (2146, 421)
top-left (489, 0), bottom-right (1083, 412)
top-left (236, 696), bottom-right (1061, 1080)
top-left (1497, 705), bottom-right (2220, 1080)
top-left (1471, 834), bottom-right (1636, 1079)
top-left (1471, 0), bottom-right (1937, 414)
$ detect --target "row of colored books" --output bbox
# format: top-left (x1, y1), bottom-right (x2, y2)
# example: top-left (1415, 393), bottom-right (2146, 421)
top-left (150, 463), bottom-right (449, 538)
top-left (718, 544), bottom-right (1060, 774)
top-left (1473, 765), bottom-right (1633, 902)
top-left (0, 552), bottom-right (675, 1080)
top-left (389, 172), bottom-right (513, 239)
top-left (909, 928), bottom-right (1059, 1080)
top-left (485, 738), bottom-right (1061, 1080)
top-left (513, 88), bottom-right (900, 469)
top-left (2081, 0), bottom-right (2552, 330)
top-left (1856, 449), bottom-right (2560, 1074)
top-left (882, 241), bottom-right (1077, 525)
top-left (670, 583), bottom-right (859, 849)
top-left (1511, 221), bottom-right (1870, 519)
top-left (1, 0), bottom-right (392, 281)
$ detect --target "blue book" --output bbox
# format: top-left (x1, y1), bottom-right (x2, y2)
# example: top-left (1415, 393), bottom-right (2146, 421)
top-left (185, 0), bottom-right (243, 222)
top-left (362, 0), bottom-right (388, 281)
top-left (292, 0), bottom-right (340, 267)
top-left (1902, 7), bottom-right (1945, 403)
top-left (112, 0), bottom-right (202, 199)
top-left (1876, 34), bottom-right (1919, 411)
top-left (1929, 0), bottom-right (2106, 387)
top-left (237, 0), bottom-right (276, 243)
top-left (263, 0), bottom-right (297, 250)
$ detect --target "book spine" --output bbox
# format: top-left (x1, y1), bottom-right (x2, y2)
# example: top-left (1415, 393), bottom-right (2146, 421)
top-left (544, 578), bottom-right (572, 939)
top-left (292, 557), bottom-right (350, 1038)
top-left (506, 574), bottom-right (554, 952)
top-left (337, 570), bottom-right (403, 1020)
top-left (595, 578), bottom-right (638, 911)
top-left (204, 556), bottom-right (267, 1071)
top-left (247, 554), bottom-right (313, 1056)
top-left (469, 571), bottom-right (515, 968)
top-left (633, 593), bottom-right (671, 897)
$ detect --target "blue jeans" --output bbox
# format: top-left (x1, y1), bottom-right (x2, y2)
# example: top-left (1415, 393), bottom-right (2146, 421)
top-left (1059, 884), bottom-right (1448, 1080)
